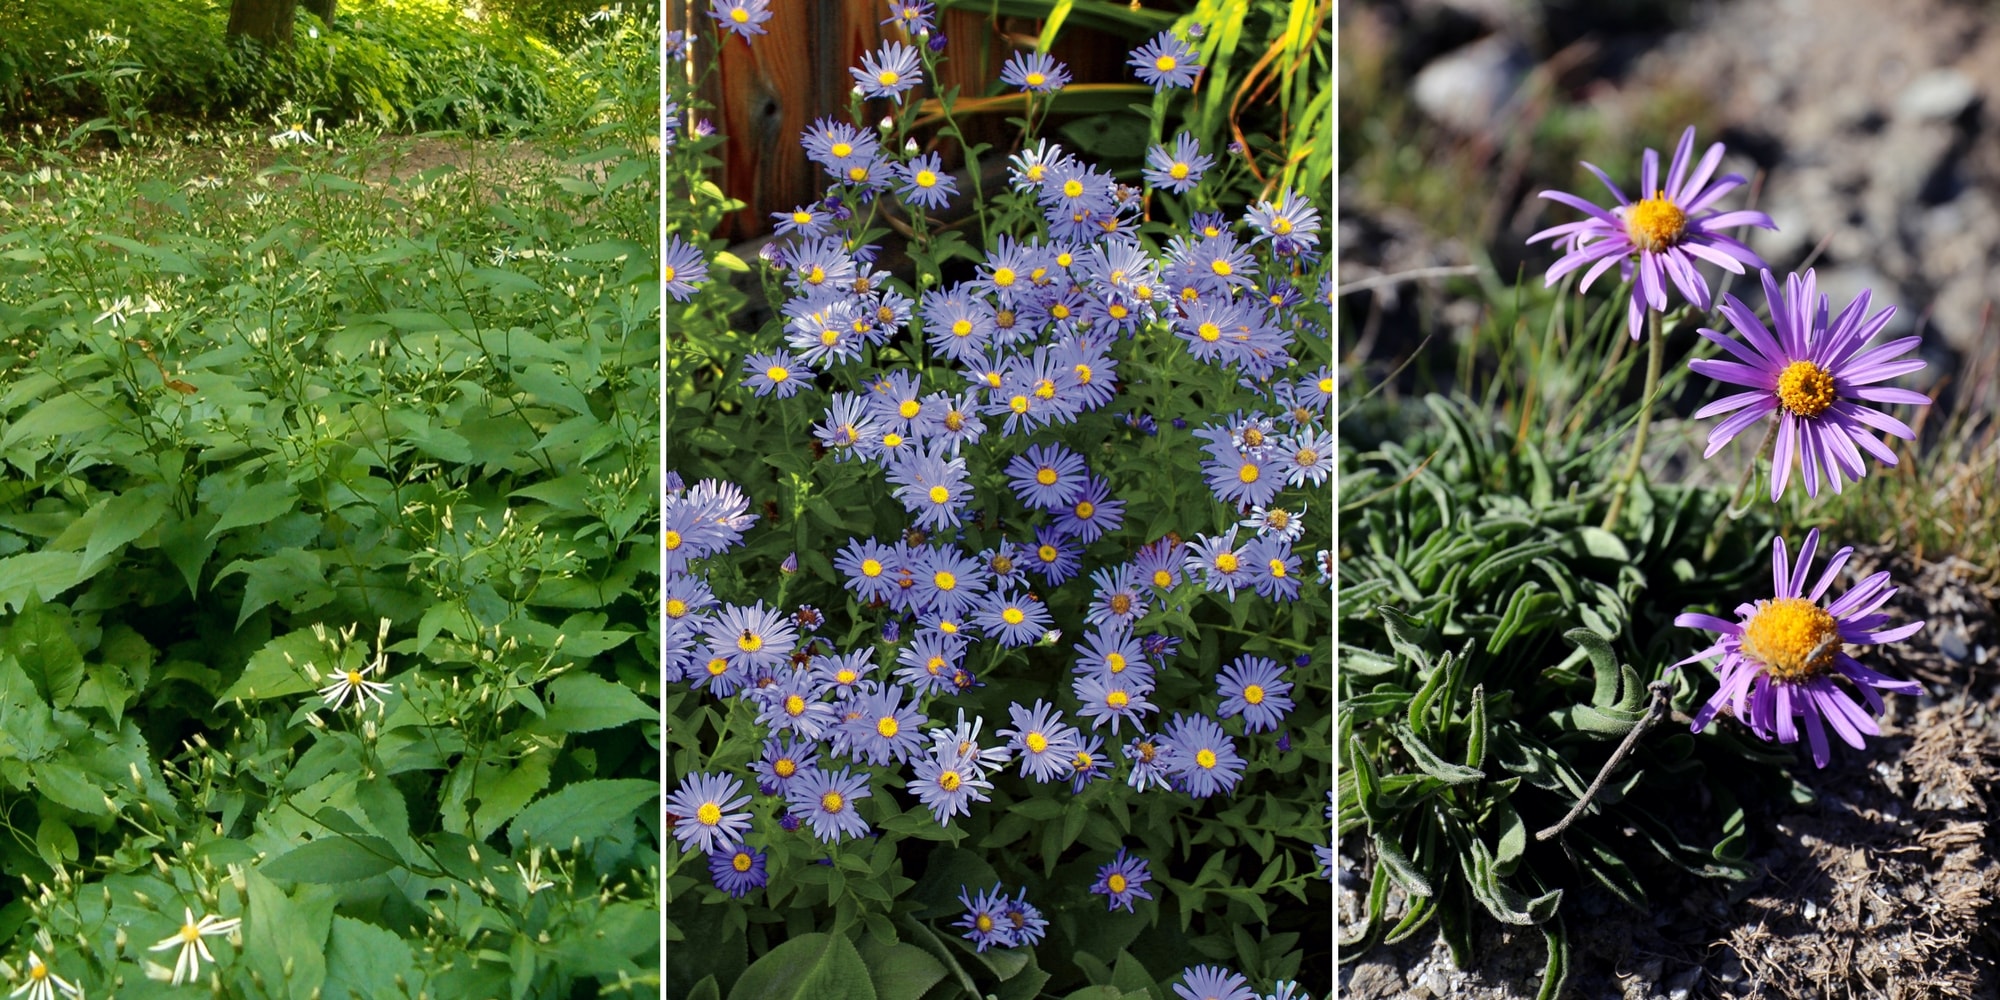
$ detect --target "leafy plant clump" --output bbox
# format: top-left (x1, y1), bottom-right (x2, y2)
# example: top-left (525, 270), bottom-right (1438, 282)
top-left (0, 11), bottom-right (662, 998)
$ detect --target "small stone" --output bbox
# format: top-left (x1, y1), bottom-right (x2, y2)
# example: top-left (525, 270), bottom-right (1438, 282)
top-left (1896, 70), bottom-right (1978, 123)
top-left (1410, 34), bottom-right (1532, 135)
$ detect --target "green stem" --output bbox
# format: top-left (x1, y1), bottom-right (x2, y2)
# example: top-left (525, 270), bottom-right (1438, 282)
top-left (1601, 309), bottom-right (1664, 532)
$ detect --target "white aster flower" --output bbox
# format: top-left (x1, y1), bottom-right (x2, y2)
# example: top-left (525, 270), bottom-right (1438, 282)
top-left (319, 627), bottom-right (394, 714)
top-left (148, 908), bottom-right (239, 986)
top-left (1238, 502), bottom-right (1307, 543)
top-left (270, 121), bottom-right (316, 147)
top-left (8, 951), bottom-right (81, 1000)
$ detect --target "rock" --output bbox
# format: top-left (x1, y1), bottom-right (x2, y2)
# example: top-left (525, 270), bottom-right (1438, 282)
top-left (1896, 69), bottom-right (1979, 122)
top-left (1410, 33), bottom-right (1533, 136)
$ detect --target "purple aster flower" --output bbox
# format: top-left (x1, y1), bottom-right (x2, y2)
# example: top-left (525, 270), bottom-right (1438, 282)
top-left (972, 594), bottom-right (1054, 648)
top-left (999, 699), bottom-right (1083, 783)
top-left (1000, 50), bottom-right (1069, 93)
top-left (1130, 30), bottom-right (1201, 90)
top-left (771, 204), bottom-right (830, 238)
top-left (1688, 268), bottom-right (1928, 501)
top-left (1244, 536), bottom-right (1304, 602)
top-left (751, 673), bottom-right (838, 739)
top-left (1144, 131), bottom-right (1213, 194)
top-left (1240, 503), bottom-right (1308, 543)
top-left (1068, 732), bottom-right (1111, 793)
top-left (1073, 624), bottom-right (1153, 686)
top-left (1673, 528), bottom-right (1924, 768)
top-left (702, 601), bottom-right (796, 674)
top-left (909, 749), bottom-right (993, 825)
top-left (708, 845), bottom-right (767, 898)
top-left (1091, 848), bottom-right (1155, 913)
top-left (1051, 335), bottom-right (1118, 411)
top-left (1026, 525), bottom-right (1082, 586)
top-left (1177, 232), bottom-right (1259, 293)
top-left (996, 889), bottom-right (1049, 946)
top-left (852, 41), bottom-right (924, 103)
top-left (1134, 537), bottom-right (1186, 591)
top-left (923, 290), bottom-right (995, 365)
top-left (707, 0), bottom-right (771, 39)
top-left (1074, 673), bottom-right (1156, 736)
top-left (836, 536), bottom-right (899, 604)
top-left (666, 772), bottom-right (753, 855)
top-left (810, 649), bottom-right (876, 700)
top-left (1084, 563), bottom-right (1150, 629)
top-left (1217, 655), bottom-right (1295, 733)
top-left (955, 883), bottom-right (1014, 951)
top-left (1185, 528), bottom-right (1253, 600)
top-left (1528, 125), bottom-right (1776, 340)
top-left (1054, 474), bottom-right (1123, 542)
top-left (928, 31), bottom-right (946, 52)
top-left (894, 629), bottom-right (967, 696)
top-left (1005, 443), bottom-right (1089, 510)
top-left (915, 390), bottom-right (986, 453)
top-left (842, 685), bottom-right (927, 766)
top-left (973, 235), bottom-right (1041, 301)
top-left (1124, 734), bottom-right (1172, 792)
top-left (663, 235), bottom-right (709, 302)
top-left (1245, 189), bottom-right (1323, 256)
top-left (887, 447), bottom-right (972, 531)
top-left (749, 734), bottom-right (821, 793)
top-left (912, 545), bottom-right (987, 618)
top-left (786, 767), bottom-right (873, 843)
top-left (802, 119), bottom-right (879, 175)
top-left (1160, 713), bottom-right (1245, 798)
top-left (1266, 982), bottom-right (1311, 1000)
top-left (1039, 160), bottom-right (1118, 220)
top-left (1007, 138), bottom-right (1078, 192)
top-left (1277, 428), bottom-right (1333, 487)
top-left (897, 151), bottom-right (957, 210)
top-left (880, 0), bottom-right (935, 35)
top-left (1201, 444), bottom-right (1284, 508)
top-left (1175, 965), bottom-right (1256, 1000)
top-left (742, 350), bottom-right (809, 398)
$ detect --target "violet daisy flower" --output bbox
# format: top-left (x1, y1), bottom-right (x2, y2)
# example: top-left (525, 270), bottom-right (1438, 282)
top-left (786, 767), bottom-right (874, 843)
top-left (749, 734), bottom-right (821, 793)
top-left (1124, 734), bottom-right (1172, 792)
top-left (1133, 537), bottom-right (1186, 591)
top-left (1245, 189), bottom-right (1323, 256)
top-left (836, 536), bottom-right (899, 605)
top-left (1216, 655), bottom-right (1295, 733)
top-left (742, 350), bottom-right (808, 398)
top-left (1175, 965), bottom-right (1257, 1000)
top-left (707, 0), bottom-right (771, 39)
top-left (1084, 563), bottom-right (1150, 629)
top-left (909, 749), bottom-right (992, 825)
top-left (1144, 131), bottom-right (1213, 194)
top-left (1160, 713), bottom-right (1245, 798)
top-left (998, 889), bottom-right (1049, 946)
top-left (999, 699), bottom-right (1083, 783)
top-left (928, 707), bottom-right (1013, 777)
top-left (913, 545), bottom-right (988, 618)
top-left (955, 883), bottom-right (1015, 951)
top-left (844, 685), bottom-right (927, 766)
top-left (1073, 624), bottom-right (1152, 686)
top-left (663, 235), bottom-right (709, 302)
top-left (666, 771), bottom-right (753, 855)
top-left (1130, 30), bottom-right (1201, 90)
top-left (1005, 443), bottom-right (1089, 510)
top-left (898, 151), bottom-right (957, 210)
top-left (1068, 732), bottom-right (1111, 793)
top-left (1000, 50), bottom-right (1070, 93)
top-left (751, 673), bottom-right (838, 739)
top-left (1185, 528), bottom-right (1252, 600)
top-left (894, 629), bottom-right (967, 696)
top-left (1244, 536), bottom-right (1304, 603)
top-left (702, 601), bottom-right (796, 674)
top-left (708, 845), bottom-right (767, 898)
top-left (1673, 528), bottom-right (1923, 769)
top-left (973, 593), bottom-right (1054, 648)
top-left (1688, 268), bottom-right (1928, 501)
top-left (1091, 848), bottom-right (1155, 913)
top-left (1055, 474), bottom-right (1123, 542)
top-left (881, 0), bottom-right (935, 35)
top-left (1528, 125), bottom-right (1776, 340)
top-left (852, 41), bottom-right (924, 103)
top-left (1026, 525), bottom-right (1083, 586)
top-left (887, 447), bottom-right (971, 531)
top-left (1073, 673), bottom-right (1157, 735)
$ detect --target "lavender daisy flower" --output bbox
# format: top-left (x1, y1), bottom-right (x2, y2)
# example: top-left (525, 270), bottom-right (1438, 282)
top-left (836, 536), bottom-right (898, 604)
top-left (1133, 537), bottom-right (1185, 591)
top-left (1068, 732), bottom-right (1111, 793)
top-left (1528, 125), bottom-right (1776, 340)
top-left (1244, 189), bottom-right (1323, 256)
top-left (881, 0), bottom-right (935, 35)
top-left (708, 845), bottom-right (767, 898)
top-left (973, 594), bottom-right (1054, 648)
top-left (1054, 474), bottom-right (1123, 542)
top-left (771, 204), bottom-right (830, 238)
top-left (1144, 131), bottom-right (1213, 194)
top-left (1073, 673), bottom-right (1156, 735)
top-left (1216, 655), bottom-right (1295, 733)
top-left (1185, 528), bottom-right (1251, 600)
top-left (999, 699), bottom-right (1083, 783)
top-left (894, 629), bottom-right (966, 696)
top-left (1277, 428), bottom-right (1333, 487)
top-left (702, 601), bottom-right (796, 674)
top-left (811, 649), bottom-right (876, 700)
top-left (1124, 734), bottom-right (1172, 792)
top-left (786, 767), bottom-right (874, 843)
top-left (898, 151), bottom-right (957, 210)
top-left (844, 685), bottom-right (927, 766)
top-left (955, 883), bottom-right (1014, 951)
top-left (852, 41), bottom-right (924, 103)
top-left (707, 0), bottom-right (771, 38)
top-left (666, 772), bottom-right (752, 855)
top-left (999, 889), bottom-right (1049, 946)
top-left (1073, 624), bottom-right (1152, 686)
top-left (742, 350), bottom-right (808, 398)
top-left (748, 734), bottom-right (821, 793)
top-left (1129, 30), bottom-right (1201, 90)
top-left (1688, 268), bottom-right (1928, 501)
top-left (909, 749), bottom-right (993, 825)
top-left (1026, 526), bottom-right (1082, 586)
top-left (1244, 536), bottom-right (1303, 602)
top-left (1160, 713), bottom-right (1245, 798)
top-left (913, 546), bottom-right (987, 619)
top-left (1005, 443), bottom-right (1089, 510)
top-left (1084, 563), bottom-right (1150, 629)
top-left (1000, 50), bottom-right (1070, 93)
top-left (1673, 528), bottom-right (1923, 768)
top-left (929, 707), bottom-right (1013, 777)
top-left (1091, 848), bottom-right (1155, 913)
top-left (752, 673), bottom-right (838, 739)
top-left (887, 447), bottom-right (971, 530)
top-left (663, 235), bottom-right (709, 302)
top-left (1175, 966), bottom-right (1256, 1000)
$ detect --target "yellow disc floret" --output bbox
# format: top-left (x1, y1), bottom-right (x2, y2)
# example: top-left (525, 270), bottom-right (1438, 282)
top-left (1775, 359), bottom-right (1838, 418)
top-left (1624, 190), bottom-right (1688, 252)
top-left (696, 802), bottom-right (722, 826)
top-left (1740, 597), bottom-right (1841, 681)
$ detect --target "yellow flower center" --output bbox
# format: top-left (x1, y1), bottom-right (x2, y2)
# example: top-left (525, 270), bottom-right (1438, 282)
top-left (1624, 191), bottom-right (1688, 252)
top-left (1170, 163), bottom-right (1189, 179)
top-left (706, 658), bottom-right (727, 676)
top-left (1033, 378), bottom-right (1057, 400)
top-left (738, 632), bottom-right (763, 653)
top-left (1775, 359), bottom-right (1838, 418)
top-left (29, 962), bottom-right (46, 981)
top-left (1273, 217), bottom-right (1294, 235)
top-left (934, 571), bottom-right (956, 590)
top-left (877, 717), bottom-right (899, 738)
top-left (1195, 748), bottom-right (1217, 769)
top-left (785, 694), bottom-right (805, 716)
top-left (879, 70), bottom-right (901, 86)
top-left (993, 267), bottom-right (1016, 286)
top-left (1108, 303), bottom-right (1129, 319)
top-left (831, 142), bottom-right (852, 158)
top-left (1211, 260), bottom-right (1233, 276)
top-left (1107, 873), bottom-right (1128, 893)
top-left (1319, 376), bottom-right (1334, 393)
top-left (1106, 652), bottom-right (1127, 672)
top-left (1075, 501), bottom-right (1095, 519)
top-left (1110, 593), bottom-right (1132, 615)
top-left (820, 329), bottom-right (840, 346)
top-left (1153, 569), bottom-right (1173, 587)
top-left (1038, 544), bottom-right (1058, 562)
top-left (1269, 559), bottom-right (1287, 578)
top-left (180, 923), bottom-right (202, 944)
top-left (1035, 468), bottom-right (1058, 486)
top-left (992, 554), bottom-right (1014, 574)
top-left (732, 852), bottom-right (753, 872)
top-left (730, 7), bottom-right (749, 23)
top-left (1027, 164), bottom-right (1047, 182)
top-left (1243, 427), bottom-right (1264, 447)
top-left (346, 670), bottom-right (363, 686)
top-left (835, 669), bottom-right (858, 684)
top-left (1155, 55), bottom-right (1177, 72)
top-left (939, 771), bottom-right (961, 791)
top-left (1244, 684), bottom-right (1265, 705)
top-left (792, 210), bottom-right (813, 225)
top-left (1107, 690), bottom-right (1129, 708)
top-left (1051, 303), bottom-right (1071, 319)
top-left (696, 802), bottom-right (722, 826)
top-left (861, 558), bottom-right (883, 577)
top-left (1025, 732), bottom-right (1049, 753)
top-left (1238, 463), bottom-right (1259, 483)
top-left (1002, 608), bottom-right (1025, 625)
top-left (1010, 395), bottom-right (1030, 413)
top-left (821, 791), bottom-right (845, 812)
top-left (1062, 180), bottom-right (1084, 198)
top-left (663, 265), bottom-right (678, 283)
top-left (899, 399), bottom-right (921, 419)
top-left (848, 166), bottom-right (870, 182)
top-left (916, 169), bottom-right (937, 188)
top-left (665, 529), bottom-right (682, 549)
top-left (806, 265), bottom-right (826, 284)
top-left (1198, 322), bottom-right (1222, 342)
top-left (666, 598), bottom-right (688, 618)
top-left (927, 656), bottom-right (946, 674)
top-left (944, 410), bottom-right (965, 430)
top-left (1215, 553), bottom-right (1240, 573)
top-left (1074, 750), bottom-right (1093, 769)
top-left (883, 432), bottom-right (904, 447)
top-left (775, 758), bottom-right (797, 777)
top-left (1741, 597), bottom-right (1842, 681)
top-left (1025, 72), bottom-right (1046, 86)
top-left (765, 365), bottom-right (789, 382)
top-left (1056, 251), bottom-right (1074, 267)
top-left (976, 914), bottom-right (994, 932)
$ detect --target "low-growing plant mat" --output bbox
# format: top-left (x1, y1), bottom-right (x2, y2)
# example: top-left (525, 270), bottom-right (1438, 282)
top-left (1339, 548), bottom-right (2000, 1000)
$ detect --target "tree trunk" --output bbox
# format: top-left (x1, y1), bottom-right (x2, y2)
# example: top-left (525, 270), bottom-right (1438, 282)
top-left (302, 0), bottom-right (335, 28)
top-left (227, 0), bottom-right (300, 47)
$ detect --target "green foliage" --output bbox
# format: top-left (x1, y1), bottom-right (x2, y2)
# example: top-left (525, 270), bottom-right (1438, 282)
top-left (1336, 388), bottom-right (1806, 989)
top-left (0, 12), bottom-right (661, 993)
